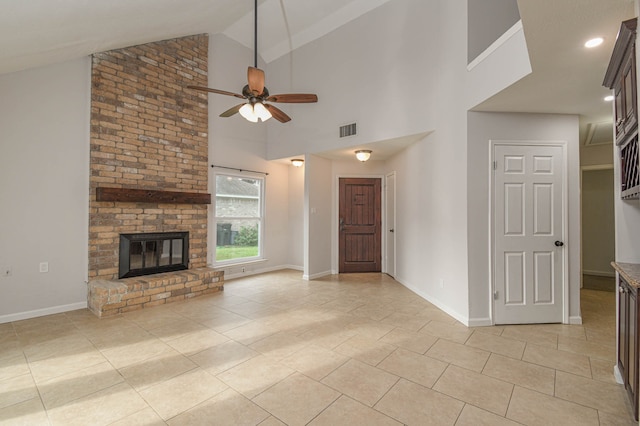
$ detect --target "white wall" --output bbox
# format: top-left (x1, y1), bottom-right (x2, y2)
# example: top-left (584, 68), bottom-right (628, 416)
top-left (581, 143), bottom-right (613, 167)
top-left (264, 0), bottom-right (441, 161)
top-left (208, 35), bottom-right (294, 278)
top-left (466, 21), bottom-right (531, 110)
top-left (287, 161), bottom-right (305, 269)
top-left (467, 111), bottom-right (581, 324)
top-left (467, 0), bottom-right (520, 63)
top-left (257, 0), bottom-right (473, 323)
top-left (0, 58), bottom-right (91, 322)
top-left (304, 155), bottom-right (333, 279)
top-left (582, 169), bottom-right (615, 276)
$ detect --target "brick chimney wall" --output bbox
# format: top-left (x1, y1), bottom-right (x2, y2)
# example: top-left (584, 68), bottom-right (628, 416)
top-left (89, 34), bottom-right (209, 281)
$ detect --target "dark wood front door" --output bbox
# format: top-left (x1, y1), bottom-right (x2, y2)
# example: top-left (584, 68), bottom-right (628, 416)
top-left (339, 178), bottom-right (381, 273)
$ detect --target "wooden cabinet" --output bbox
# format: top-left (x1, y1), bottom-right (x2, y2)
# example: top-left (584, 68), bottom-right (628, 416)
top-left (604, 18), bottom-right (639, 199)
top-left (618, 275), bottom-right (639, 420)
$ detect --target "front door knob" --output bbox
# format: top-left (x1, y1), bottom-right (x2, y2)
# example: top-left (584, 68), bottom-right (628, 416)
top-left (554, 240), bottom-right (564, 247)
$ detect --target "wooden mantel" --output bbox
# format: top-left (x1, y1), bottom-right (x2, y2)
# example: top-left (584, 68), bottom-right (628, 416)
top-left (95, 187), bottom-right (211, 205)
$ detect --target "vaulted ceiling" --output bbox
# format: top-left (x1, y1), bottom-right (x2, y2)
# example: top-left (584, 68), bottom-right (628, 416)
top-left (1, 0), bottom-right (636, 144)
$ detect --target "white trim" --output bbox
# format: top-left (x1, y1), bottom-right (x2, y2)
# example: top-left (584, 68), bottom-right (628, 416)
top-left (222, 264), bottom-right (302, 281)
top-left (490, 140), bottom-right (570, 325)
top-left (467, 20), bottom-right (524, 71)
top-left (581, 164), bottom-right (614, 171)
top-left (212, 170), bottom-right (266, 267)
top-left (569, 315), bottom-right (583, 325)
top-left (0, 302), bottom-right (88, 324)
top-left (583, 269), bottom-right (616, 278)
top-left (614, 364), bottom-right (624, 384)
top-left (333, 174), bottom-right (386, 274)
top-left (303, 270), bottom-right (333, 281)
top-left (468, 317), bottom-right (493, 327)
top-left (395, 275), bottom-right (469, 325)
top-left (385, 171), bottom-right (397, 278)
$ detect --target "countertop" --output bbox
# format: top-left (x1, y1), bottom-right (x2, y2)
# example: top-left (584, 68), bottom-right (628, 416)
top-left (611, 261), bottom-right (640, 288)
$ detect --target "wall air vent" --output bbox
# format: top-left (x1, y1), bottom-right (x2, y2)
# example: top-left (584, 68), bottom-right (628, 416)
top-left (339, 122), bottom-right (357, 138)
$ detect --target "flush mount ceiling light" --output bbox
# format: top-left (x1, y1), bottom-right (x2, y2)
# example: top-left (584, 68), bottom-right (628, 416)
top-left (604, 95), bottom-right (614, 102)
top-left (291, 159), bottom-right (304, 167)
top-left (355, 150), bottom-right (372, 162)
top-left (585, 37), bottom-right (604, 48)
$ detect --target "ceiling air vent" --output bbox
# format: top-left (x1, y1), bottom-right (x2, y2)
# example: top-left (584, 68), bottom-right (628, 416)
top-left (339, 122), bottom-right (357, 138)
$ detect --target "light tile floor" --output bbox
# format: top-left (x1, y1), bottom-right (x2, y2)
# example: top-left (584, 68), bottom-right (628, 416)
top-left (0, 270), bottom-right (635, 425)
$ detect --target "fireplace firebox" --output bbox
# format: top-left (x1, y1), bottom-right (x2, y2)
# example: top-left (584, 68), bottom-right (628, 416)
top-left (119, 232), bottom-right (189, 278)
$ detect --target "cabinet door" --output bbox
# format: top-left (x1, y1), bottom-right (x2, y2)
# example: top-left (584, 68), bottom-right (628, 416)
top-left (615, 79), bottom-right (626, 139)
top-left (623, 47), bottom-right (637, 135)
top-left (619, 279), bottom-right (628, 378)
top-left (629, 286), bottom-right (637, 388)
top-left (630, 285), bottom-right (639, 419)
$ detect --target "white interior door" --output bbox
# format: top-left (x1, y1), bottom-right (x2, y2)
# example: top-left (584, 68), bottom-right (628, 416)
top-left (493, 143), bottom-right (565, 324)
top-left (386, 172), bottom-right (396, 278)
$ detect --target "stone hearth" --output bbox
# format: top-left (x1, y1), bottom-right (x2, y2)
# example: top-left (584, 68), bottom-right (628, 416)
top-left (88, 267), bottom-right (223, 317)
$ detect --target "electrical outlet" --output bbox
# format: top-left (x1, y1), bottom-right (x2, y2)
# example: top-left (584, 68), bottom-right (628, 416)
top-left (2, 266), bottom-right (12, 277)
top-left (39, 262), bottom-right (49, 273)
top-left (242, 267), bottom-right (246, 273)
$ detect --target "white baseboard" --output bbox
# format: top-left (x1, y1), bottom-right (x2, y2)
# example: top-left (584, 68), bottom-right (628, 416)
top-left (468, 317), bottom-right (493, 327)
top-left (0, 301), bottom-right (88, 324)
top-left (303, 270), bottom-right (333, 281)
top-left (583, 270), bottom-right (615, 278)
top-left (281, 264), bottom-right (304, 272)
top-left (223, 264), bottom-right (303, 281)
top-left (394, 275), bottom-right (469, 326)
top-left (614, 364), bottom-right (624, 384)
top-left (569, 315), bottom-right (583, 325)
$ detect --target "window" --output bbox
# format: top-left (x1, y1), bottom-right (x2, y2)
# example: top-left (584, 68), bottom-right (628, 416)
top-left (214, 173), bottom-right (264, 264)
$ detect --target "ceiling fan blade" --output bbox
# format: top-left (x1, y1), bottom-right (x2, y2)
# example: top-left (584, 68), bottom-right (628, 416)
top-left (247, 67), bottom-right (265, 96)
top-left (264, 104), bottom-right (291, 123)
top-left (187, 85), bottom-right (246, 99)
top-left (220, 103), bottom-right (245, 118)
top-left (266, 93), bottom-right (318, 103)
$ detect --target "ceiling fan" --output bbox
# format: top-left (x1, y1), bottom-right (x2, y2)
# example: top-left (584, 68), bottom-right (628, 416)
top-left (188, 0), bottom-right (318, 123)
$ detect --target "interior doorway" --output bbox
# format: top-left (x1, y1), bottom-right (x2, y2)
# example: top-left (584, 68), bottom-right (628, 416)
top-left (492, 141), bottom-right (567, 324)
top-left (581, 166), bottom-right (616, 291)
top-left (338, 177), bottom-right (382, 273)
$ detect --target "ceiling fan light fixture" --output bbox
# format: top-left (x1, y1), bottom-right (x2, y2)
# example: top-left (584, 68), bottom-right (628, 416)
top-left (253, 102), bottom-right (272, 122)
top-left (239, 103), bottom-right (258, 122)
top-left (355, 150), bottom-right (372, 162)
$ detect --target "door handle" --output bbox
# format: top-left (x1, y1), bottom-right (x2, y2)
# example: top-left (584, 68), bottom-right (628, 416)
top-left (554, 240), bottom-right (564, 247)
top-left (339, 218), bottom-right (344, 231)
top-left (389, 229), bottom-right (394, 233)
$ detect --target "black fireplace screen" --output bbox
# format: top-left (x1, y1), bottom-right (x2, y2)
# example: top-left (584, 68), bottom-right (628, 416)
top-left (119, 232), bottom-right (189, 278)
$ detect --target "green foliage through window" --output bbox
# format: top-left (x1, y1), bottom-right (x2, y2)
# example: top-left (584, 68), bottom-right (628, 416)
top-left (234, 225), bottom-right (259, 246)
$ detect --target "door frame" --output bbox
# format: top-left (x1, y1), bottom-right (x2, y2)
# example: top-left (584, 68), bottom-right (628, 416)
top-left (333, 174), bottom-right (386, 275)
top-left (386, 172), bottom-right (396, 278)
top-left (489, 140), bottom-right (570, 325)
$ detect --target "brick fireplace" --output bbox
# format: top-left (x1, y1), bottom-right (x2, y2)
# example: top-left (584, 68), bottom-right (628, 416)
top-left (87, 34), bottom-right (223, 317)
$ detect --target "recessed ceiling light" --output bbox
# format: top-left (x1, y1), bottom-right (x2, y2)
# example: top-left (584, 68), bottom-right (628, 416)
top-left (604, 95), bottom-right (614, 102)
top-left (585, 37), bottom-right (604, 48)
